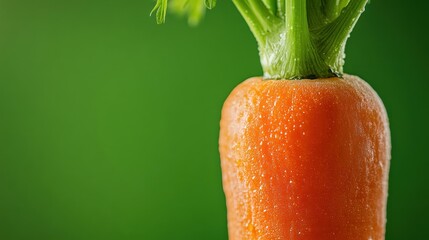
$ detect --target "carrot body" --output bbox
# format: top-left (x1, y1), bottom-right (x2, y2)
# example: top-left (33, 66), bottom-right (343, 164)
top-left (219, 75), bottom-right (390, 240)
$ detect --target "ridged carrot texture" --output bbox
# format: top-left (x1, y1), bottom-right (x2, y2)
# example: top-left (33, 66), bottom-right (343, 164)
top-left (152, 0), bottom-right (391, 239)
top-left (219, 75), bottom-right (390, 239)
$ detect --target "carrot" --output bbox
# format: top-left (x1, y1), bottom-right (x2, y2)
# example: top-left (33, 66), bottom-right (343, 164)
top-left (152, 0), bottom-right (391, 239)
top-left (220, 75), bottom-right (390, 239)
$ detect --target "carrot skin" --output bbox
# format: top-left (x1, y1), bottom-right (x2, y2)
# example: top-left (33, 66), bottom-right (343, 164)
top-left (219, 75), bottom-right (390, 240)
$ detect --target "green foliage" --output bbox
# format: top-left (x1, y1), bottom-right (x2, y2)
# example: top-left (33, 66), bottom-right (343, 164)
top-left (152, 0), bottom-right (214, 24)
top-left (151, 0), bottom-right (369, 79)
top-left (205, 0), bottom-right (217, 9)
top-left (151, 0), bottom-right (168, 24)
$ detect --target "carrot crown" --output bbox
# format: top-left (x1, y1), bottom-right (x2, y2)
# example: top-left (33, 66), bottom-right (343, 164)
top-left (152, 0), bottom-right (368, 80)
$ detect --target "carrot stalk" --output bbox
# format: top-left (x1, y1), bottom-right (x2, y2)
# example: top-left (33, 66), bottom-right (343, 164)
top-left (152, 0), bottom-right (367, 79)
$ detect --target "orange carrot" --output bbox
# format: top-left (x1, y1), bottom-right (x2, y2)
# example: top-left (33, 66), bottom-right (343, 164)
top-left (219, 75), bottom-right (390, 239)
top-left (152, 0), bottom-right (391, 239)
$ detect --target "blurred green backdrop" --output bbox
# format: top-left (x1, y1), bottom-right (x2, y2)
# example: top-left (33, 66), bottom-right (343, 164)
top-left (0, 0), bottom-right (428, 239)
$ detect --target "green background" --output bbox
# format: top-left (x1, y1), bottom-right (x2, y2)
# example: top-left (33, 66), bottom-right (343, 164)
top-left (0, 0), bottom-right (428, 239)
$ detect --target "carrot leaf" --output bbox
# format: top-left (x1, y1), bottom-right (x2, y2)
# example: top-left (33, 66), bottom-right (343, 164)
top-left (205, 0), bottom-right (217, 9)
top-left (151, 0), bottom-right (168, 24)
top-left (152, 0), bottom-right (214, 25)
top-left (152, 0), bottom-right (369, 79)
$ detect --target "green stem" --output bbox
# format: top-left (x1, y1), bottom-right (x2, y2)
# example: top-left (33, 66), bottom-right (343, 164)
top-left (261, 0), bottom-right (277, 15)
top-left (232, 0), bottom-right (267, 45)
top-left (225, 0), bottom-right (368, 79)
top-left (232, 0), bottom-right (283, 46)
top-left (322, 0), bottom-right (351, 22)
top-left (259, 0), bottom-right (334, 79)
top-left (315, 0), bottom-right (368, 74)
top-left (152, 0), bottom-right (369, 80)
top-left (247, 0), bottom-right (276, 31)
top-left (277, 0), bottom-right (285, 18)
top-left (307, 0), bottom-right (329, 30)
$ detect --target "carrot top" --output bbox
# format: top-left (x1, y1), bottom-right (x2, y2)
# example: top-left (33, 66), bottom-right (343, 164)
top-left (152, 0), bottom-right (368, 80)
